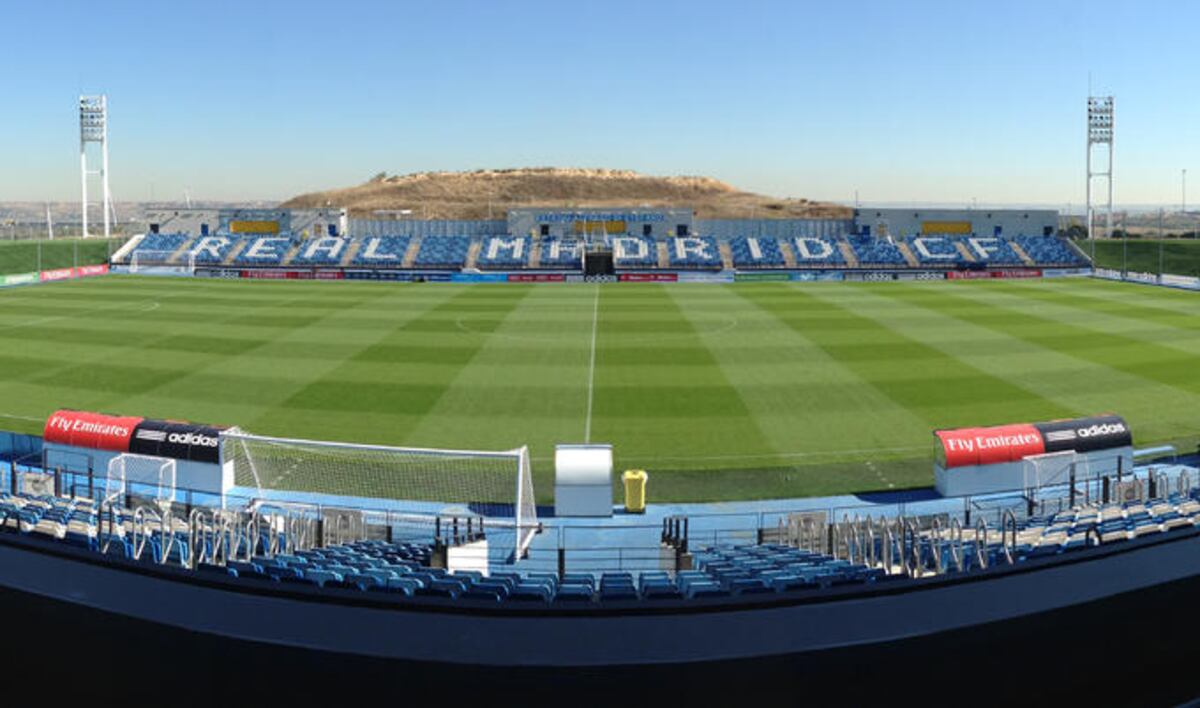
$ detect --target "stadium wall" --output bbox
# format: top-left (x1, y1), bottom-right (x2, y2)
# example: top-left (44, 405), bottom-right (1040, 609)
top-left (853, 207), bottom-right (1058, 237)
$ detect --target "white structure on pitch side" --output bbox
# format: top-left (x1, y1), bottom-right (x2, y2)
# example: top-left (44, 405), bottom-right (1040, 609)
top-left (79, 95), bottom-right (113, 239)
top-left (1086, 96), bottom-right (1114, 242)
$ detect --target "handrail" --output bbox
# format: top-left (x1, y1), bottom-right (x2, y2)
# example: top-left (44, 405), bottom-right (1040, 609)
top-left (902, 518), bottom-right (920, 578)
top-left (974, 518), bottom-right (988, 570)
top-left (1001, 509), bottom-right (1017, 565)
top-left (949, 517), bottom-right (964, 573)
top-left (930, 517), bottom-right (944, 575)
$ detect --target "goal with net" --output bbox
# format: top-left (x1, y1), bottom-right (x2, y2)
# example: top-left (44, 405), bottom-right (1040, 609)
top-left (107, 453), bottom-right (177, 503)
top-left (130, 250), bottom-right (195, 275)
top-left (218, 429), bottom-right (537, 557)
top-left (1023, 450), bottom-right (1091, 504)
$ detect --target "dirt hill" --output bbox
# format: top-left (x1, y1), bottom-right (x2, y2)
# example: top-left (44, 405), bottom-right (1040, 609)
top-left (281, 168), bottom-right (850, 220)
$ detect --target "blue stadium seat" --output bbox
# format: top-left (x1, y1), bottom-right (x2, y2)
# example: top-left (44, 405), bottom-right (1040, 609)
top-left (790, 236), bottom-right (846, 267)
top-left (353, 235), bottom-right (412, 266)
top-left (729, 237), bottom-right (785, 268)
top-left (667, 237), bottom-right (722, 269)
top-left (476, 236), bottom-right (532, 269)
top-left (412, 236), bottom-right (472, 268)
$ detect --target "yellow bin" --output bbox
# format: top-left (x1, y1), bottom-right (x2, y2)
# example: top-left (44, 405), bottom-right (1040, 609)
top-left (622, 469), bottom-right (648, 513)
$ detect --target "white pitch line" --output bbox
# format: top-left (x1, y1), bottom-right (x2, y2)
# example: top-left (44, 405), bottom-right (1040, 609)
top-left (584, 284), bottom-right (600, 443)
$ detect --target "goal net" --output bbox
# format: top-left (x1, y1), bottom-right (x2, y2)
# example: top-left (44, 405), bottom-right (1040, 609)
top-left (219, 430), bottom-right (538, 557)
top-left (130, 250), bottom-right (194, 275)
top-left (1023, 451), bottom-right (1090, 504)
top-left (107, 453), bottom-right (177, 504)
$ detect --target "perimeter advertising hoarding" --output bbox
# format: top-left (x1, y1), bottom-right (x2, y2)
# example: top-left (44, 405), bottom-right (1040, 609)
top-left (40, 268), bottom-right (76, 282)
top-left (791, 272), bottom-right (845, 282)
top-left (946, 269), bottom-right (1043, 280)
top-left (343, 271), bottom-right (453, 282)
top-left (447, 273), bottom-right (507, 283)
top-left (676, 272), bottom-right (734, 283)
top-left (734, 272), bottom-right (791, 282)
top-left (619, 273), bottom-right (678, 283)
top-left (507, 274), bottom-right (566, 283)
top-left (0, 272), bottom-right (39, 287)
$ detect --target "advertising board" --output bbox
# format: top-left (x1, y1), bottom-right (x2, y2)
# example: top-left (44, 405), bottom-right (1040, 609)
top-left (619, 273), bottom-right (678, 283)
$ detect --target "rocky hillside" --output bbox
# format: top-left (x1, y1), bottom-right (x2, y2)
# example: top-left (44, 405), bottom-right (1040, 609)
top-left (281, 168), bottom-right (850, 220)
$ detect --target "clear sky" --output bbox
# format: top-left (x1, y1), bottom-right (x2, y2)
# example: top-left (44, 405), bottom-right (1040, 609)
top-left (3, 0), bottom-right (1198, 206)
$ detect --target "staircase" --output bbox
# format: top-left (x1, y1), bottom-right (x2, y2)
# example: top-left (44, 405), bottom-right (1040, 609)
top-left (464, 239), bottom-right (482, 269)
top-left (1009, 242), bottom-right (1036, 266)
top-left (779, 240), bottom-right (798, 268)
top-left (896, 242), bottom-right (920, 268)
top-left (166, 237), bottom-right (196, 264)
top-left (656, 241), bottom-right (669, 268)
top-left (340, 239), bottom-right (363, 267)
top-left (953, 241), bottom-right (976, 263)
top-left (280, 241), bottom-right (304, 266)
top-left (529, 238), bottom-right (542, 268)
top-left (401, 237), bottom-right (422, 268)
top-left (717, 241), bottom-right (734, 270)
top-left (837, 240), bottom-right (859, 268)
top-left (222, 239), bottom-right (249, 266)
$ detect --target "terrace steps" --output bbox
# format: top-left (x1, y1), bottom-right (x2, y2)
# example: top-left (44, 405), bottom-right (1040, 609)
top-left (464, 240), bottom-right (482, 269)
top-left (166, 238), bottom-right (195, 264)
top-left (340, 240), bottom-right (363, 267)
top-left (401, 238), bottom-right (421, 268)
top-left (280, 242), bottom-right (304, 266)
top-left (1010, 242), bottom-right (1036, 266)
top-left (779, 240), bottom-right (798, 268)
top-left (837, 241), bottom-right (859, 268)
top-left (222, 239), bottom-right (250, 266)
top-left (896, 242), bottom-right (920, 268)
top-left (529, 238), bottom-right (542, 268)
top-left (718, 241), bottom-right (734, 270)
top-left (656, 241), bottom-right (669, 269)
top-left (954, 241), bottom-right (976, 262)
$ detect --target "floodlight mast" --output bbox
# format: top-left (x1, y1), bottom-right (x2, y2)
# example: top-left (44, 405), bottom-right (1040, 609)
top-left (79, 95), bottom-right (112, 239)
top-left (1085, 96), bottom-right (1114, 247)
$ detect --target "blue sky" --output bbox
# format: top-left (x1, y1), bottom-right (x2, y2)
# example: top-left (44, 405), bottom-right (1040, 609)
top-left (3, 0), bottom-right (1199, 206)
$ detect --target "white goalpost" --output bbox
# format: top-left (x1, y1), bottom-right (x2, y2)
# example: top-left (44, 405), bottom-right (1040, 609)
top-left (1023, 450), bottom-right (1091, 504)
top-left (130, 250), bottom-right (194, 275)
top-left (107, 453), bottom-right (177, 503)
top-left (218, 430), bottom-right (538, 557)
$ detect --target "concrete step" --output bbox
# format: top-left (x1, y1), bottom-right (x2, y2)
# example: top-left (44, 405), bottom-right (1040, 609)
top-left (340, 239), bottom-right (363, 267)
top-left (896, 242), bottom-right (920, 268)
top-left (837, 240), bottom-right (859, 268)
top-left (718, 241), bottom-right (734, 270)
top-left (656, 241), bottom-right (669, 268)
top-left (464, 239), bottom-right (482, 269)
top-left (222, 239), bottom-right (249, 266)
top-left (1010, 241), bottom-right (1036, 266)
top-left (954, 241), bottom-right (976, 263)
top-left (402, 237), bottom-right (421, 268)
top-left (779, 240), bottom-right (798, 268)
top-left (529, 238), bottom-right (542, 268)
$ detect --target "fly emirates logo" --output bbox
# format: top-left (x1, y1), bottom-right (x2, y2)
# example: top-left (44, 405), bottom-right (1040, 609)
top-left (944, 431), bottom-right (1040, 454)
top-left (48, 415), bottom-right (132, 439)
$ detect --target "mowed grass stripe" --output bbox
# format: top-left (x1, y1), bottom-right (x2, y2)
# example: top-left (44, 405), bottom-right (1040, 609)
top-left (0, 279), bottom-right (322, 427)
top-left (117, 284), bottom-right (453, 428)
top-left (906, 281), bottom-right (1200, 446)
top-left (402, 284), bottom-right (591, 453)
top-left (590, 285), bottom-right (774, 474)
top-left (741, 284), bottom-right (1074, 429)
top-left (846, 283), bottom-right (1200, 434)
top-left (670, 284), bottom-right (931, 495)
top-left (268, 285), bottom-right (535, 447)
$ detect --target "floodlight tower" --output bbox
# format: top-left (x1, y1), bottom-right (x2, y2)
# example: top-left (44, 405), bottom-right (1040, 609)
top-left (79, 95), bottom-right (112, 239)
top-left (1085, 96), bottom-right (1114, 243)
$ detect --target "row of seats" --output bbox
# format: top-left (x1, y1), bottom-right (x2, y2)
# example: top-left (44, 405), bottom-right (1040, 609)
top-left (3, 484), bottom-right (1199, 605)
top-left (130, 233), bottom-right (1089, 270)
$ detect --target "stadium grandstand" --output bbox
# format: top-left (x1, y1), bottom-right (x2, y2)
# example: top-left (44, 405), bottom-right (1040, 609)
top-left (113, 205), bottom-right (1090, 280)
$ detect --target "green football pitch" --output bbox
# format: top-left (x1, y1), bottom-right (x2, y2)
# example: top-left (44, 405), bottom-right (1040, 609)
top-left (1, 275), bottom-right (1198, 502)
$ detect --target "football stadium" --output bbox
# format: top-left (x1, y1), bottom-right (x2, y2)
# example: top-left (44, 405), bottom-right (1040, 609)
top-left (4, 200), bottom-right (1200, 703)
top-left (8, 4), bottom-right (1200, 704)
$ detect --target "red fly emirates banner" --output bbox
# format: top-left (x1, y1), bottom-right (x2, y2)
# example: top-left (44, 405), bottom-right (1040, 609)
top-left (936, 414), bottom-right (1130, 469)
top-left (43, 409), bottom-right (227, 464)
